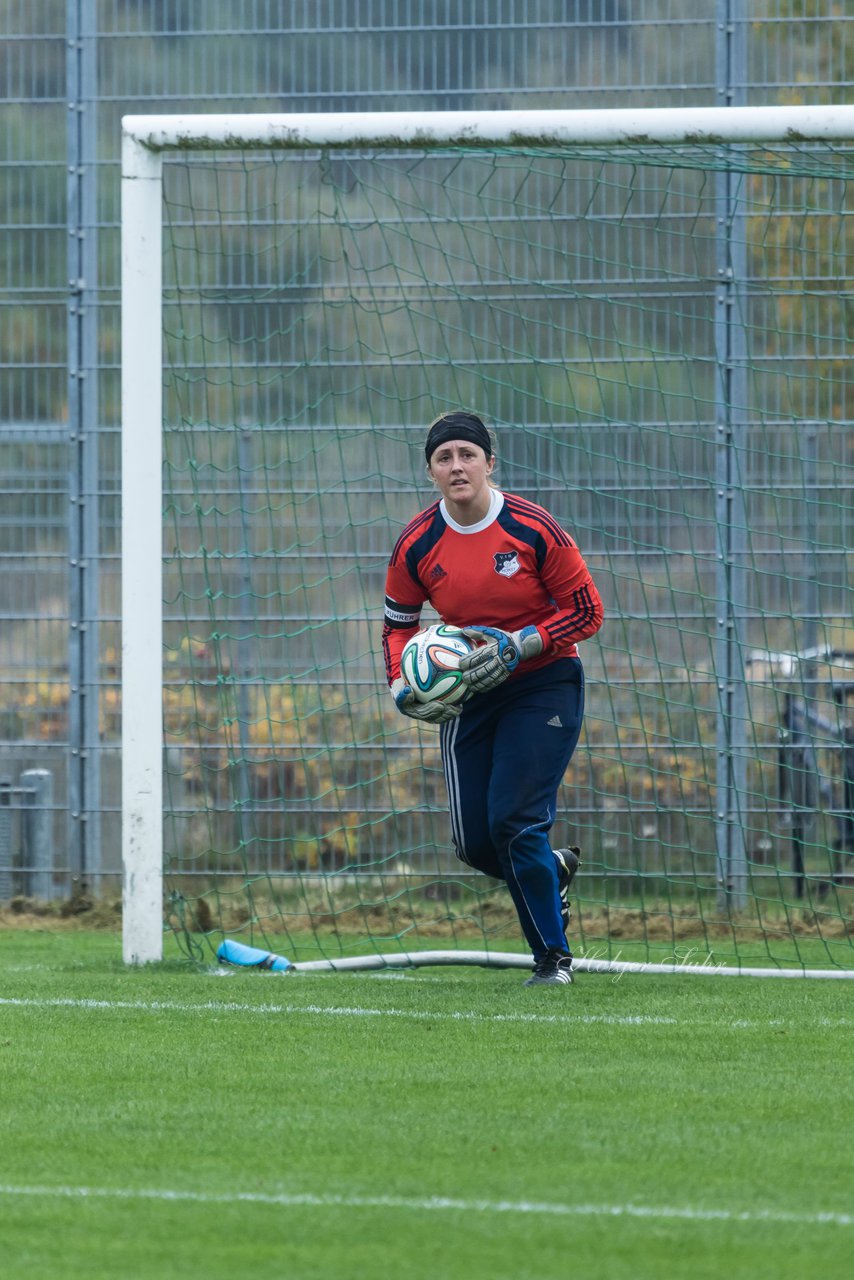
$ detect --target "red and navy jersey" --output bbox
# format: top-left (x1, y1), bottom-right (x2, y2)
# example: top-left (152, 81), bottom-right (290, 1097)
top-left (382, 489), bottom-right (604, 684)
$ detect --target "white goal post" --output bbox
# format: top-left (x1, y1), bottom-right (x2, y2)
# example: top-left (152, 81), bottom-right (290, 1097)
top-left (121, 105), bottom-right (854, 969)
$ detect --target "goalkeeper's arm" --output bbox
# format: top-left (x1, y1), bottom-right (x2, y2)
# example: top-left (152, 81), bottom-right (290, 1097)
top-left (382, 608), bottom-right (461, 724)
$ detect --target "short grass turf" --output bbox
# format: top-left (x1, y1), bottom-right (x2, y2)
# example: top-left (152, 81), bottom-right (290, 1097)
top-left (0, 930), bottom-right (852, 1280)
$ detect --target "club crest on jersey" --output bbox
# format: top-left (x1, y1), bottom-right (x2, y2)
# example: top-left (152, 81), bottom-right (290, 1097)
top-left (493, 551), bottom-right (521, 578)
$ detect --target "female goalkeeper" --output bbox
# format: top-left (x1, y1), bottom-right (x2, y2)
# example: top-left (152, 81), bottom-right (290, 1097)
top-left (382, 410), bottom-right (604, 987)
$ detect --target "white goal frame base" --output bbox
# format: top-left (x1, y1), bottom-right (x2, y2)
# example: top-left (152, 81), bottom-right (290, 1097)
top-left (287, 951), bottom-right (854, 980)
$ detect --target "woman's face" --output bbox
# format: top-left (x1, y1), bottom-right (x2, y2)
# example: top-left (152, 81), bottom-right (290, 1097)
top-left (427, 439), bottom-right (494, 520)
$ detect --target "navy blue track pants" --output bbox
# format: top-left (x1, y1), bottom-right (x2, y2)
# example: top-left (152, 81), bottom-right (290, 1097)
top-left (439, 657), bottom-right (585, 959)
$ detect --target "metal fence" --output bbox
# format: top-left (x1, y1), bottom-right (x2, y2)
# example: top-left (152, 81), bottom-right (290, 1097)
top-left (1, 2), bottom-right (853, 897)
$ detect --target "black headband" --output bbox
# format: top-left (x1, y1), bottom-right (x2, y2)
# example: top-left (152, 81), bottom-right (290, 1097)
top-left (424, 412), bottom-right (493, 464)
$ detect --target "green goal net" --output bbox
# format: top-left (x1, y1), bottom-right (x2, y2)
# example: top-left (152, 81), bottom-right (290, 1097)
top-left (134, 117), bottom-right (854, 973)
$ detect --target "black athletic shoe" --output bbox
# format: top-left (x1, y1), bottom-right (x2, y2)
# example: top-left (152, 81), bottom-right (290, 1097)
top-left (554, 845), bottom-right (581, 932)
top-left (524, 949), bottom-right (574, 986)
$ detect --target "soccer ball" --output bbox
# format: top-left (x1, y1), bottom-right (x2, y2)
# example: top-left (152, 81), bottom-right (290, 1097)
top-left (400, 624), bottom-right (476, 705)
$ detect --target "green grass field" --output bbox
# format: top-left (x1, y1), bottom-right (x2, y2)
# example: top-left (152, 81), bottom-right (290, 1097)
top-left (1, 929), bottom-right (852, 1280)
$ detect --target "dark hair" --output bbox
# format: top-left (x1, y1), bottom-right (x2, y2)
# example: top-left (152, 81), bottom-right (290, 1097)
top-left (424, 411), bottom-right (493, 465)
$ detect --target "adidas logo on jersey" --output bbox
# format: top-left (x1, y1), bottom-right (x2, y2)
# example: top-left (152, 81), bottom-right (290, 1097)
top-left (429, 563), bottom-right (447, 580)
top-left (547, 715), bottom-right (563, 727)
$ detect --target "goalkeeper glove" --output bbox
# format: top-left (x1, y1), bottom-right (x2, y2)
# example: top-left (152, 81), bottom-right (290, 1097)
top-left (390, 677), bottom-right (462, 725)
top-left (458, 624), bottom-right (544, 695)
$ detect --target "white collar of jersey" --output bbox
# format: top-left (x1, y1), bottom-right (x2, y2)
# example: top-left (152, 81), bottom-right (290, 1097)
top-left (439, 486), bottom-right (504, 534)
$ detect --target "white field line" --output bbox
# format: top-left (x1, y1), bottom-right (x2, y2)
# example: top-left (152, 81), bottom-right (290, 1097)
top-left (0, 1182), bottom-right (850, 1228)
top-left (0, 994), bottom-right (851, 1030)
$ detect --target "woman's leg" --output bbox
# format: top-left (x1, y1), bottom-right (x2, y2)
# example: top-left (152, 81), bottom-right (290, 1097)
top-left (441, 659), bottom-right (585, 957)
top-left (487, 660), bottom-right (585, 957)
top-left (439, 705), bottom-right (503, 879)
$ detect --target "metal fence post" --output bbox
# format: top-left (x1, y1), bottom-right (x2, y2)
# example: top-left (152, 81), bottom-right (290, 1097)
top-left (66, 0), bottom-right (102, 893)
top-left (714, 0), bottom-right (750, 910)
top-left (0, 779), bottom-right (11, 901)
top-left (21, 769), bottom-right (54, 900)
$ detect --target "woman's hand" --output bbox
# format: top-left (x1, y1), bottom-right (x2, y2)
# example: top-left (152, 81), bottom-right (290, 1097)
top-left (458, 625), bottom-right (543, 695)
top-left (390, 677), bottom-right (462, 725)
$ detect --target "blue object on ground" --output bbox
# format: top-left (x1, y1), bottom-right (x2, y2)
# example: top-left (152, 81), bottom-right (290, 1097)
top-left (217, 937), bottom-right (291, 971)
